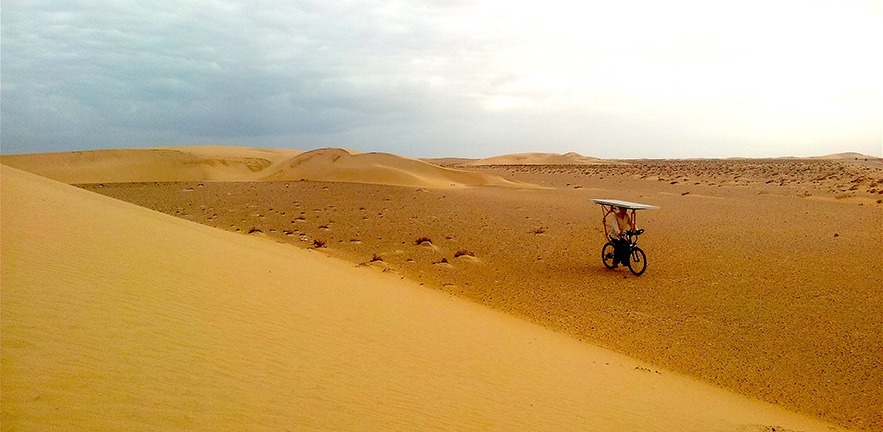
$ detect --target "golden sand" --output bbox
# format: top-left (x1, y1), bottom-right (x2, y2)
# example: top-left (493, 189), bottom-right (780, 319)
top-left (3, 147), bottom-right (881, 431)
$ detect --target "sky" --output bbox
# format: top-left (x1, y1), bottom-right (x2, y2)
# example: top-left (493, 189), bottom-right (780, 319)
top-left (1, 0), bottom-right (881, 159)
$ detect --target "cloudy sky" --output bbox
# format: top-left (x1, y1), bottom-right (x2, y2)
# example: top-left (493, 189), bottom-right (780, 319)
top-left (2, 0), bottom-right (880, 158)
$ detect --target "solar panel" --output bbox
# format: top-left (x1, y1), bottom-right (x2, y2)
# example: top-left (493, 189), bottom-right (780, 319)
top-left (591, 199), bottom-right (659, 210)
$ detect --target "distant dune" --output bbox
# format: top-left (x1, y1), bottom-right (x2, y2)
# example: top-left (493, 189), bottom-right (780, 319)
top-left (0, 146), bottom-right (300, 184)
top-left (812, 152), bottom-right (882, 161)
top-left (6, 147), bottom-right (877, 187)
top-left (0, 146), bottom-right (529, 189)
top-left (466, 152), bottom-right (611, 165)
top-left (262, 148), bottom-right (531, 188)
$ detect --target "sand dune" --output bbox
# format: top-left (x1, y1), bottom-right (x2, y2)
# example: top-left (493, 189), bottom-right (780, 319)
top-left (466, 151), bottom-right (610, 166)
top-left (0, 165), bottom-right (846, 431)
top-left (0, 146), bottom-right (300, 183)
top-left (81, 155), bottom-right (882, 430)
top-left (261, 148), bottom-right (530, 188)
top-left (0, 146), bottom-right (528, 189)
top-left (813, 152), bottom-right (882, 161)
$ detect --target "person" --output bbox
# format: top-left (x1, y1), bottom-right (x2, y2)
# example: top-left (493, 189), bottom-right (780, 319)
top-left (604, 206), bottom-right (635, 267)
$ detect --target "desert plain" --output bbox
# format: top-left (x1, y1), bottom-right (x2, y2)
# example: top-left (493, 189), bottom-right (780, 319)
top-left (1, 146), bottom-right (881, 431)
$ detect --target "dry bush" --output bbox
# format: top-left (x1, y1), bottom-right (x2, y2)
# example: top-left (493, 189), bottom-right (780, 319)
top-left (454, 250), bottom-right (475, 258)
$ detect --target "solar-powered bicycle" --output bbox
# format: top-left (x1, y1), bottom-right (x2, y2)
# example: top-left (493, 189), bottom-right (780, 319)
top-left (592, 199), bottom-right (659, 276)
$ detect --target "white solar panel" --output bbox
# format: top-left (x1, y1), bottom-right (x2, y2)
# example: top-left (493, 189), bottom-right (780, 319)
top-left (591, 199), bottom-right (659, 210)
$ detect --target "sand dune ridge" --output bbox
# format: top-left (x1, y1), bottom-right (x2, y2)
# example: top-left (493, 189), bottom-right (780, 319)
top-left (262, 148), bottom-right (531, 188)
top-left (0, 146), bottom-right (529, 189)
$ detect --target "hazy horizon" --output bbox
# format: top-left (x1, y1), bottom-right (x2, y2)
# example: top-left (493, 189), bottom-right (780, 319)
top-left (2, 1), bottom-right (881, 159)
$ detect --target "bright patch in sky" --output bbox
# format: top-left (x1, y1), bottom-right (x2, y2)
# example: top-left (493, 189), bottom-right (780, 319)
top-left (1, 0), bottom-right (880, 158)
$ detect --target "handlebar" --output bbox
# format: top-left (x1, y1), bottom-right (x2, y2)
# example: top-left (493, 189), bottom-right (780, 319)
top-left (609, 228), bottom-right (645, 245)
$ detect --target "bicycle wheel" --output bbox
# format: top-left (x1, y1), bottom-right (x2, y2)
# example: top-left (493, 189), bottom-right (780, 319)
top-left (601, 242), bottom-right (616, 269)
top-left (628, 247), bottom-right (647, 276)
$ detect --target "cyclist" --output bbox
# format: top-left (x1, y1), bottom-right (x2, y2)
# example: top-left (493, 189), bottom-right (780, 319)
top-left (604, 206), bottom-right (635, 267)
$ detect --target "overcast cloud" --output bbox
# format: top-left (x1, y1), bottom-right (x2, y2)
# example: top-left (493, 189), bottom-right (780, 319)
top-left (2, 0), bottom-right (881, 158)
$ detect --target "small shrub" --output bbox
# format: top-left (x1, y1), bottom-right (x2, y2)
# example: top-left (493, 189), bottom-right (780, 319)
top-left (454, 250), bottom-right (475, 258)
top-left (313, 239), bottom-right (326, 248)
top-left (415, 237), bottom-right (432, 245)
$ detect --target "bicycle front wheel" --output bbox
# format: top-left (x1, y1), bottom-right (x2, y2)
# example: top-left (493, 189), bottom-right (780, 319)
top-left (628, 247), bottom-right (647, 276)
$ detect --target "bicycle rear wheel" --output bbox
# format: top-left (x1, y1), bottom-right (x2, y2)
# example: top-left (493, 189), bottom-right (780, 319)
top-left (628, 247), bottom-right (647, 276)
top-left (601, 242), bottom-right (616, 269)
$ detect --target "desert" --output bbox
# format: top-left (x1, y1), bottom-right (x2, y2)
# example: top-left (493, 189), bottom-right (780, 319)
top-left (2, 147), bottom-right (881, 431)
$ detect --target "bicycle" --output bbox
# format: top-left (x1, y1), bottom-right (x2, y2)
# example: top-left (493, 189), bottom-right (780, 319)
top-left (592, 199), bottom-right (658, 277)
top-left (602, 229), bottom-right (647, 276)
